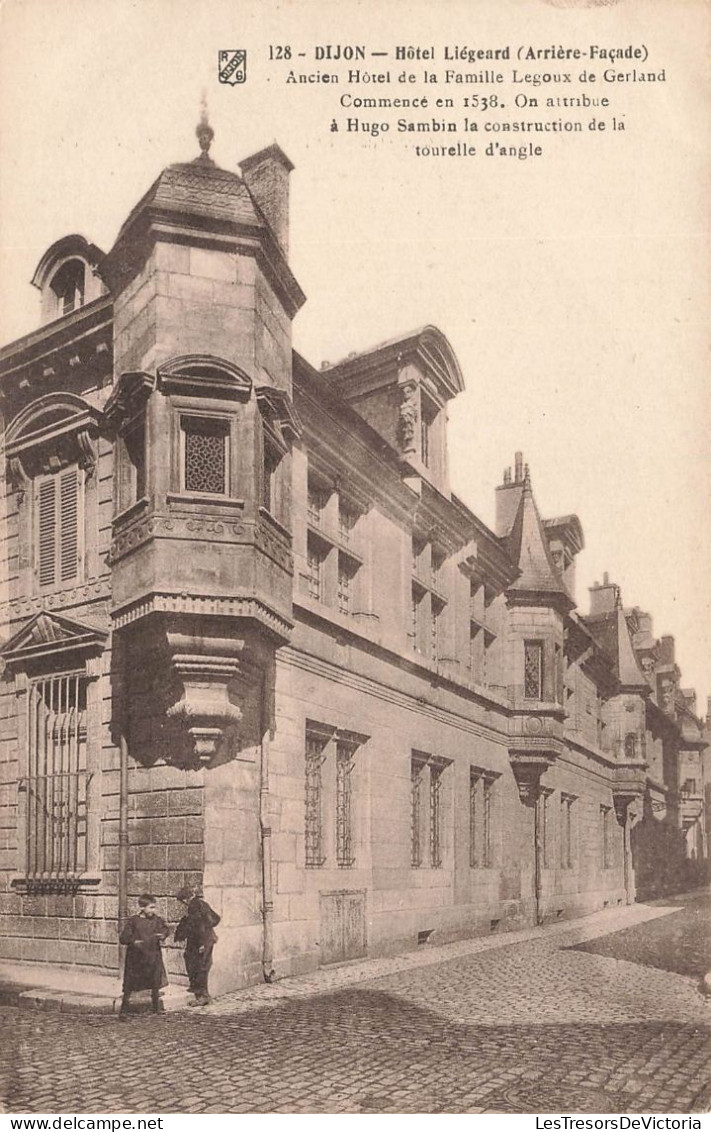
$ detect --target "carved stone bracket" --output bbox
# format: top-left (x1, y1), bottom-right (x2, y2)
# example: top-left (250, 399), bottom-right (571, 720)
top-left (509, 750), bottom-right (557, 806)
top-left (7, 457), bottom-right (29, 506)
top-left (166, 653), bottom-right (243, 767)
top-left (398, 378), bottom-right (419, 455)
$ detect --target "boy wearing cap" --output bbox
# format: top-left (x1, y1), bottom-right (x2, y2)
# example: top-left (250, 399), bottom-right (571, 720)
top-left (174, 886), bottom-right (221, 1006)
top-left (118, 894), bottom-right (170, 1020)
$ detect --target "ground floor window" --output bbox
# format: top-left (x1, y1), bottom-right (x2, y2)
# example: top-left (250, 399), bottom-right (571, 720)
top-left (304, 723), bottom-right (366, 869)
top-left (24, 673), bottom-right (88, 878)
top-left (470, 768), bottom-right (498, 868)
top-left (560, 793), bottom-right (577, 869)
top-left (411, 751), bottom-right (450, 869)
top-left (600, 803), bottom-right (614, 869)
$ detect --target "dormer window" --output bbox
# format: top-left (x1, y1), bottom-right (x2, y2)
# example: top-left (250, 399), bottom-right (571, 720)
top-left (50, 259), bottom-right (85, 316)
top-left (32, 236), bottom-right (107, 327)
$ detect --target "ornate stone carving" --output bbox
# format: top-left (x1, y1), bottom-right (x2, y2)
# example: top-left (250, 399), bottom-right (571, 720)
top-left (398, 379), bottom-right (419, 454)
top-left (166, 654), bottom-right (243, 767)
top-left (509, 751), bottom-right (556, 805)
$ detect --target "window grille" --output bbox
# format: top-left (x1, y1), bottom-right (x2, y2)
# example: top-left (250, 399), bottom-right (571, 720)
top-left (470, 771), bottom-right (495, 867)
top-left (410, 756), bottom-right (425, 867)
top-left (262, 444), bottom-right (279, 513)
top-left (338, 501), bottom-right (357, 545)
top-left (430, 763), bottom-right (443, 868)
top-left (482, 776), bottom-right (493, 867)
top-left (538, 789), bottom-right (553, 868)
top-left (37, 468), bottom-right (80, 588)
top-left (24, 674), bottom-right (88, 879)
top-left (469, 623), bottom-right (481, 676)
top-left (600, 804), bottom-right (613, 869)
top-left (182, 418), bottom-right (228, 494)
top-left (305, 732), bottom-right (327, 867)
top-left (411, 587), bottom-right (422, 650)
top-left (307, 540), bottom-right (323, 601)
top-left (624, 733), bottom-right (638, 759)
top-left (470, 772), bottom-right (479, 867)
top-left (560, 795), bottom-right (575, 869)
top-left (337, 558), bottom-right (351, 615)
top-left (124, 418), bottom-right (146, 502)
top-left (336, 742), bottom-right (356, 867)
top-left (307, 483), bottom-right (326, 526)
top-left (430, 603), bottom-right (439, 659)
top-left (524, 641), bottom-right (544, 699)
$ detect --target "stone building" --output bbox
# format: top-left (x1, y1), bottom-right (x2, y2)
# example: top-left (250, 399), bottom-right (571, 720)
top-left (0, 128), bottom-right (707, 995)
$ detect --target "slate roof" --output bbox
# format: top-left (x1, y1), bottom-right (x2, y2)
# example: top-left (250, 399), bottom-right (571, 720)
top-left (115, 158), bottom-right (266, 242)
top-left (584, 604), bottom-right (650, 692)
top-left (505, 472), bottom-right (571, 604)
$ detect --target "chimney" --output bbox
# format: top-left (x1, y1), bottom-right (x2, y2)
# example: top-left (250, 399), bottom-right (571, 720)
top-left (495, 454), bottom-right (525, 537)
top-left (681, 689), bottom-right (697, 713)
top-left (659, 635), bottom-right (675, 666)
top-left (589, 575), bottom-right (620, 616)
top-left (239, 144), bottom-right (294, 254)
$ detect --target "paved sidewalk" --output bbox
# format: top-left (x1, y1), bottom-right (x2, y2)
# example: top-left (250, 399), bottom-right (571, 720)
top-left (205, 897), bottom-right (683, 1015)
top-left (0, 895), bottom-right (695, 1016)
top-left (1, 892), bottom-right (708, 1113)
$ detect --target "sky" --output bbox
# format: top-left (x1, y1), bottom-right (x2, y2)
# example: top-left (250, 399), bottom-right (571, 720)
top-left (0, 0), bottom-right (709, 709)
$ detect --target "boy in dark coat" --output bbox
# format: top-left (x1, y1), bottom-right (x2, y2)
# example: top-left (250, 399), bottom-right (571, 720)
top-left (174, 886), bottom-right (221, 1006)
top-left (118, 894), bottom-right (170, 1020)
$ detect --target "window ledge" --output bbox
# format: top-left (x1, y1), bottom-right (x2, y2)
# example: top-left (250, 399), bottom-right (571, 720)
top-left (258, 507), bottom-right (291, 541)
top-left (167, 493), bottom-right (245, 511)
top-left (11, 873), bottom-right (102, 895)
top-left (112, 496), bottom-right (150, 530)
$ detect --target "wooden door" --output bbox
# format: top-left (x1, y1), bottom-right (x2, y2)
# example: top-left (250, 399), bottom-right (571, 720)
top-left (319, 890), bottom-right (366, 965)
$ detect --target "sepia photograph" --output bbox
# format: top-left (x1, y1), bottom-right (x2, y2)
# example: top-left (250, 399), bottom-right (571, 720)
top-left (0, 0), bottom-right (709, 1118)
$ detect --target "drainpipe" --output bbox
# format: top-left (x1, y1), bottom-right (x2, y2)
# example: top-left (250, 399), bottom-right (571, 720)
top-left (259, 674), bottom-right (276, 982)
top-left (118, 731), bottom-right (129, 928)
top-left (533, 792), bottom-right (543, 925)
top-left (622, 812), bottom-right (632, 904)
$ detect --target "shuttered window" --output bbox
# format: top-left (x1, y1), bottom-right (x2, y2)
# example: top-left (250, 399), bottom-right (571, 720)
top-left (36, 469), bottom-right (81, 588)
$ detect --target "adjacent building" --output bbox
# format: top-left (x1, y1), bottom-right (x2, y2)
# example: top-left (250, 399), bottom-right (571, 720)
top-left (0, 128), bottom-right (707, 995)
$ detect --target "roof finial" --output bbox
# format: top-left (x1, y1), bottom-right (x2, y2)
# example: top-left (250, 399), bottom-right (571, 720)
top-left (195, 90), bottom-right (215, 164)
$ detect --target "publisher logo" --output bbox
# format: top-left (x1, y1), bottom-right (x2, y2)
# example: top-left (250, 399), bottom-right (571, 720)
top-left (219, 50), bottom-right (247, 85)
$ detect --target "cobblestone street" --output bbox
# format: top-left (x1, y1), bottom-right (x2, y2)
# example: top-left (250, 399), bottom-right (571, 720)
top-left (1, 893), bottom-right (709, 1114)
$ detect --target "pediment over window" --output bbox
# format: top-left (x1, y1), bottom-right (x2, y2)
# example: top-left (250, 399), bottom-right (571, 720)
top-left (158, 355), bottom-right (252, 400)
top-left (0, 610), bottom-right (107, 672)
top-left (4, 392), bottom-right (102, 484)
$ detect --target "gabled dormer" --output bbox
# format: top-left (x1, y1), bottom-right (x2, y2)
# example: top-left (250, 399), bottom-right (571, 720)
top-left (324, 326), bottom-right (464, 497)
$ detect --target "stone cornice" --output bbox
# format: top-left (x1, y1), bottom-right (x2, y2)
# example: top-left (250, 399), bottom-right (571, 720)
top-left (0, 297), bottom-right (113, 388)
top-left (111, 590), bottom-right (293, 642)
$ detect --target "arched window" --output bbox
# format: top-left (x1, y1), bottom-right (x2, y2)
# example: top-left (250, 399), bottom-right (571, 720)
top-left (50, 259), bottom-right (86, 316)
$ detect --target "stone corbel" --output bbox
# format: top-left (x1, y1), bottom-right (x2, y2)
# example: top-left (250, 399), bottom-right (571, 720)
top-left (612, 786), bottom-right (644, 826)
top-left (7, 457), bottom-right (29, 506)
top-left (76, 427), bottom-right (98, 480)
top-left (509, 751), bottom-right (555, 806)
top-left (166, 654), bottom-right (243, 767)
